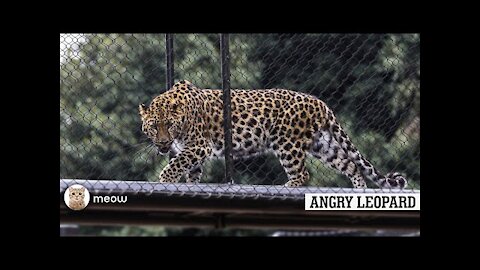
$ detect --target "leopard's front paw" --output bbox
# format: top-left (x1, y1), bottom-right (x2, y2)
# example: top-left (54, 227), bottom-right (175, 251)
top-left (284, 180), bottom-right (304, 187)
top-left (185, 177), bottom-right (201, 184)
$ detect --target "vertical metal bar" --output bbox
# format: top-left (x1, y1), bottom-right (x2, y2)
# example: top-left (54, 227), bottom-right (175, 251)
top-left (165, 33), bottom-right (174, 89)
top-left (220, 34), bottom-right (234, 184)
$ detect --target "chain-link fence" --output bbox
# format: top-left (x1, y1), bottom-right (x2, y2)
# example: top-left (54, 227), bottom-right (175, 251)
top-left (60, 33), bottom-right (420, 198)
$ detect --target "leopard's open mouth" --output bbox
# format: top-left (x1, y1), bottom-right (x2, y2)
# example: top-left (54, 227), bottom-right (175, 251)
top-left (155, 144), bottom-right (171, 155)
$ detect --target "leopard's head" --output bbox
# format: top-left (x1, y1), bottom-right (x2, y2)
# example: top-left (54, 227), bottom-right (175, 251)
top-left (139, 91), bottom-right (188, 154)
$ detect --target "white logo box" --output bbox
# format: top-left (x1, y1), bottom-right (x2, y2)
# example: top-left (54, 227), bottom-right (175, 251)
top-left (305, 193), bottom-right (420, 210)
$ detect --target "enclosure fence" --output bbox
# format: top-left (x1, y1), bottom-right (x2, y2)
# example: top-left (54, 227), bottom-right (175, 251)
top-left (60, 33), bottom-right (420, 229)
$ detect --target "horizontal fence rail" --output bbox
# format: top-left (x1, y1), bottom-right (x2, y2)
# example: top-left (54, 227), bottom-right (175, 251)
top-left (60, 180), bottom-right (420, 230)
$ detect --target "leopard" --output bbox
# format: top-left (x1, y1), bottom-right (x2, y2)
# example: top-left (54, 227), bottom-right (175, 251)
top-left (139, 80), bottom-right (407, 189)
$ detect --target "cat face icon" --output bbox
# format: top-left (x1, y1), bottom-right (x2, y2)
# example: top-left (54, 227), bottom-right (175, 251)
top-left (64, 184), bottom-right (90, 211)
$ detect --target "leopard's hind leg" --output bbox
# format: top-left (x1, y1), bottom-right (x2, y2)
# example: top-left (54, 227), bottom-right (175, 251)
top-left (273, 140), bottom-right (310, 187)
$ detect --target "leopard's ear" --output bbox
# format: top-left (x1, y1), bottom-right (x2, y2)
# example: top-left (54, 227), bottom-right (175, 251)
top-left (183, 80), bottom-right (197, 90)
top-left (139, 104), bottom-right (148, 117)
top-left (174, 80), bottom-right (197, 90)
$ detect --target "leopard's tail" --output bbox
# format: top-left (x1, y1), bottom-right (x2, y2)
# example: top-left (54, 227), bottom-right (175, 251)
top-left (326, 109), bottom-right (407, 189)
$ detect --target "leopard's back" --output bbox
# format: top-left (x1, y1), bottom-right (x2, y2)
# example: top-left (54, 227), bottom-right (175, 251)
top-left (197, 88), bottom-right (327, 159)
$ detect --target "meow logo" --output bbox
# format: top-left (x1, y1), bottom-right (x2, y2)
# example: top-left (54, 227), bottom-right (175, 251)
top-left (64, 184), bottom-right (90, 211)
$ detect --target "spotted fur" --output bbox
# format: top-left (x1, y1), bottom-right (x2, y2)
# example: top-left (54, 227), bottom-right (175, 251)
top-left (139, 80), bottom-right (407, 189)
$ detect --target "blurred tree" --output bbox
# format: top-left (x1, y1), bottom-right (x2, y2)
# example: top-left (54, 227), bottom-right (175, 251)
top-left (60, 34), bottom-right (264, 182)
top-left (61, 34), bottom-right (167, 181)
top-left (242, 33), bottom-right (419, 187)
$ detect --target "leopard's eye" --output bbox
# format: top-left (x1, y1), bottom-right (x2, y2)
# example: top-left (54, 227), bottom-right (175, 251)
top-left (144, 121), bottom-right (157, 132)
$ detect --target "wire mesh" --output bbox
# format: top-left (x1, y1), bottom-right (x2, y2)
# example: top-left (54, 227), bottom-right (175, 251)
top-left (60, 33), bottom-right (420, 197)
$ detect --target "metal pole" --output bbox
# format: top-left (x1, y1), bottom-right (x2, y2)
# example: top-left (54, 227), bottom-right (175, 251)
top-left (165, 33), bottom-right (174, 89)
top-left (220, 34), bottom-right (234, 184)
